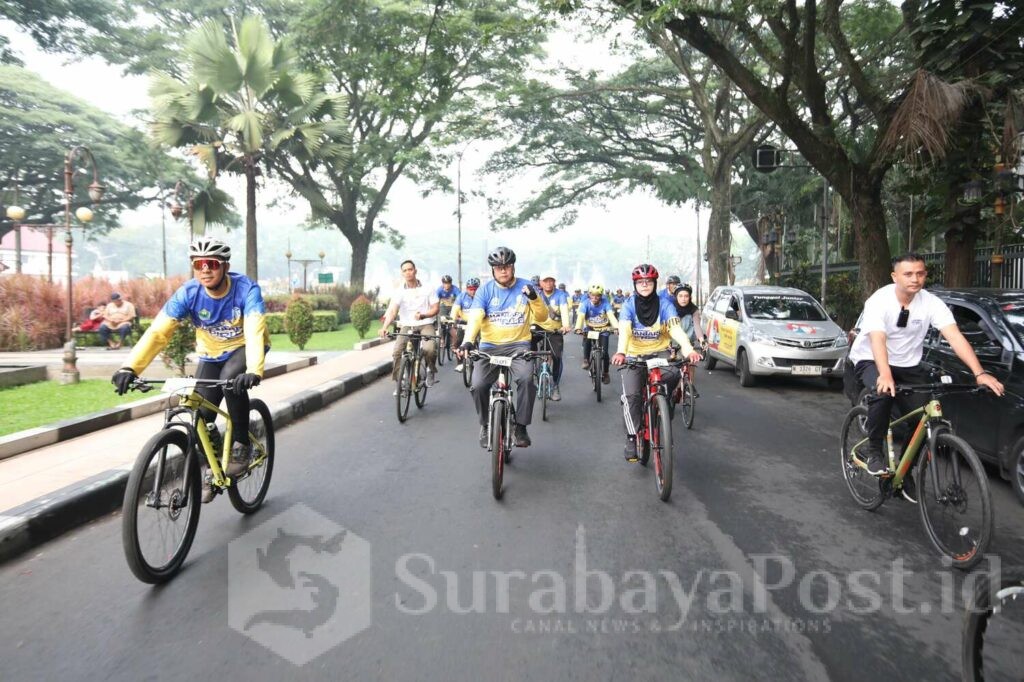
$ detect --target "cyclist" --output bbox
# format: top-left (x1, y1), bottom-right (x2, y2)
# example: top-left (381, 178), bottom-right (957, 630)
top-left (457, 246), bottom-right (548, 448)
top-left (111, 238), bottom-right (269, 502)
top-left (575, 284), bottom-right (618, 384)
top-left (672, 284), bottom-right (707, 396)
top-left (436, 274), bottom-right (461, 323)
top-left (450, 277), bottom-right (480, 373)
top-left (571, 288), bottom-right (584, 326)
top-left (848, 253), bottom-right (1004, 498)
top-left (533, 273), bottom-right (572, 401)
top-left (660, 274), bottom-right (682, 306)
top-left (612, 264), bottom-right (701, 461)
top-left (612, 288), bottom-right (626, 312)
top-left (379, 259), bottom-right (440, 389)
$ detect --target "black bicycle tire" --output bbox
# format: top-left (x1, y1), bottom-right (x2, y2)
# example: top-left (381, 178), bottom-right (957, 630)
top-left (437, 332), bottom-right (445, 366)
top-left (839, 406), bottom-right (886, 511)
top-left (462, 357), bottom-right (472, 388)
top-left (414, 357), bottom-right (428, 409)
top-left (653, 393), bottom-right (673, 501)
top-left (682, 378), bottom-right (696, 429)
top-left (491, 401), bottom-right (506, 500)
top-left (228, 399), bottom-right (275, 514)
top-left (540, 373), bottom-right (549, 422)
top-left (122, 428), bottom-right (201, 584)
top-left (918, 431), bottom-right (993, 570)
top-left (397, 357), bottom-right (412, 423)
top-left (591, 347), bottom-right (602, 401)
top-left (962, 568), bottom-right (1024, 682)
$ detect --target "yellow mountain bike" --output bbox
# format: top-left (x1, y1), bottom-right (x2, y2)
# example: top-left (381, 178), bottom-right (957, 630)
top-left (120, 377), bottom-right (274, 583)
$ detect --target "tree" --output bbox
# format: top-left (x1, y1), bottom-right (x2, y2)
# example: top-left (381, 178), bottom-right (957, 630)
top-left (0, 0), bottom-right (124, 65)
top-left (0, 64), bottom-right (232, 242)
top-left (557, 0), bottom-right (912, 297)
top-left (148, 16), bottom-right (348, 280)
top-left (268, 0), bottom-right (548, 290)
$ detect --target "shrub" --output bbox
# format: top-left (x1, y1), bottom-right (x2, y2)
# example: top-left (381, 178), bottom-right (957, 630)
top-left (284, 296), bottom-right (315, 350)
top-left (264, 293), bottom-right (337, 313)
top-left (265, 311), bottom-right (337, 334)
top-left (0, 275), bottom-right (65, 350)
top-left (160, 319), bottom-right (196, 376)
top-left (782, 265), bottom-right (861, 330)
top-left (350, 295), bottom-right (374, 339)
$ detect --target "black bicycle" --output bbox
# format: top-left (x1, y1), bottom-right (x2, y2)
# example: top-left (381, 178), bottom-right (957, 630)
top-left (580, 327), bottom-right (612, 403)
top-left (963, 567), bottom-right (1024, 681)
top-left (388, 331), bottom-right (438, 423)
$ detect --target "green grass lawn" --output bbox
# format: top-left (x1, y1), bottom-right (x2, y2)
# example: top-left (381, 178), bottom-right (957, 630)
top-left (0, 380), bottom-right (142, 436)
top-left (269, 321), bottom-right (382, 351)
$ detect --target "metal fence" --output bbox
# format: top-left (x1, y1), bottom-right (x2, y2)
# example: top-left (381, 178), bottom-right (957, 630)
top-left (787, 243), bottom-right (1024, 289)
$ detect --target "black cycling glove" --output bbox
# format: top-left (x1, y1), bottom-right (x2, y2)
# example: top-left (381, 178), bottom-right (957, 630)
top-left (230, 373), bottom-right (261, 393)
top-left (522, 284), bottom-right (538, 300)
top-left (112, 368), bottom-right (136, 395)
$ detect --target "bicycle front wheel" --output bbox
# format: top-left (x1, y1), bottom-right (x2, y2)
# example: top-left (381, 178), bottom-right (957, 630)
top-left (414, 357), bottom-right (429, 408)
top-left (918, 432), bottom-right (992, 570)
top-left (839, 406), bottom-right (885, 511)
top-left (462, 357), bottom-right (472, 388)
top-left (681, 378), bottom-right (696, 429)
top-left (539, 373), bottom-right (549, 422)
top-left (396, 357), bottom-right (412, 423)
top-left (122, 428), bottom-right (201, 583)
top-left (963, 568), bottom-right (1024, 682)
top-left (591, 350), bottom-right (602, 402)
top-left (490, 401), bottom-right (507, 500)
top-left (228, 399), bottom-right (275, 514)
top-left (652, 394), bottom-right (673, 501)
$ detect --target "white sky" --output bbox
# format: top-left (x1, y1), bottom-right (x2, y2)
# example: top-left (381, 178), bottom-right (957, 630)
top-left (1, 18), bottom-right (760, 293)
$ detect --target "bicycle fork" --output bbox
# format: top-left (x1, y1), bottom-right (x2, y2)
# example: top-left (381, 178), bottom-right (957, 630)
top-left (487, 369), bottom-right (515, 452)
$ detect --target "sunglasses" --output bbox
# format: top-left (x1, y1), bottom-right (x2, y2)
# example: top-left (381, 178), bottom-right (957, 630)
top-left (192, 259), bottom-right (224, 271)
top-left (897, 307), bottom-right (909, 328)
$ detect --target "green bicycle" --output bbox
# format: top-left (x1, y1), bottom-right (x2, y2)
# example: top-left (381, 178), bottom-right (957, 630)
top-left (121, 377), bottom-right (274, 583)
top-left (839, 382), bottom-right (993, 570)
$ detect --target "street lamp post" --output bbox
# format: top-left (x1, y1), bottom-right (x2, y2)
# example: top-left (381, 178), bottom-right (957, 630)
top-left (288, 252), bottom-right (325, 293)
top-left (62, 146), bottom-right (105, 385)
top-left (456, 150), bottom-right (464, 287)
top-left (170, 180), bottom-right (195, 248)
top-left (4, 181), bottom-right (26, 273)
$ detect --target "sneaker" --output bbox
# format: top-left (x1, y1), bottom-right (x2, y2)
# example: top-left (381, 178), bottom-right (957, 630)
top-left (479, 425), bottom-right (488, 449)
top-left (900, 473), bottom-right (918, 504)
top-left (550, 385), bottom-right (562, 402)
top-left (691, 386), bottom-right (700, 399)
top-left (201, 472), bottom-right (216, 503)
top-left (454, 363), bottom-right (464, 373)
top-left (513, 424), bottom-right (531, 448)
top-left (581, 359), bottom-right (590, 370)
top-left (393, 388), bottom-right (399, 397)
top-left (227, 442), bottom-right (251, 477)
top-left (602, 371), bottom-right (610, 384)
top-left (427, 372), bottom-right (439, 386)
top-left (624, 436), bottom-right (639, 462)
top-left (863, 446), bottom-right (887, 476)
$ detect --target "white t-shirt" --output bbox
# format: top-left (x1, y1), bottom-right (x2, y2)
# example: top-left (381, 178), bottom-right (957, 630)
top-left (390, 283), bottom-right (439, 327)
top-left (848, 284), bottom-right (955, 367)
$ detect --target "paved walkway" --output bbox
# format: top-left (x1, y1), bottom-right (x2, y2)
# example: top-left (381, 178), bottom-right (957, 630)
top-left (0, 343), bottom-right (393, 515)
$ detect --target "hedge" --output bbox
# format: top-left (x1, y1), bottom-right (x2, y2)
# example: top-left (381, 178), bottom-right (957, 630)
top-left (265, 311), bottom-right (338, 334)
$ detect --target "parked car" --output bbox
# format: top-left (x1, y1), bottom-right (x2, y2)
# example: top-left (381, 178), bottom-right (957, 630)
top-left (701, 285), bottom-right (848, 387)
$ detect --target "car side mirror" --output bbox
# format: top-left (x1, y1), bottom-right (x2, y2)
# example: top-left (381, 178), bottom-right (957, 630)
top-left (725, 309), bottom-right (739, 321)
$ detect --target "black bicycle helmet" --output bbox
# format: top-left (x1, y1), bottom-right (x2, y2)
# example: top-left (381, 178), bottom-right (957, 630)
top-left (487, 246), bottom-right (516, 267)
top-left (441, 274), bottom-right (453, 283)
top-left (666, 275), bottom-right (682, 285)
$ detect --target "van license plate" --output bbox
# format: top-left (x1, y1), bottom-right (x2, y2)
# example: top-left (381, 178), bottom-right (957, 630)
top-left (792, 365), bottom-right (822, 376)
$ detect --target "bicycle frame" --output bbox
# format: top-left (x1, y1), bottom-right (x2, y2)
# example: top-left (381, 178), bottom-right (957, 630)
top-left (488, 367), bottom-right (516, 452)
top-left (532, 331), bottom-right (557, 396)
top-left (849, 399), bottom-right (946, 488)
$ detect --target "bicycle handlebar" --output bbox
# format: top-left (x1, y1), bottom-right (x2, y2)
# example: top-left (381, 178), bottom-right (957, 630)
top-left (468, 349), bottom-right (552, 362)
top-left (387, 332), bottom-right (441, 340)
top-left (892, 383), bottom-right (990, 396)
top-left (128, 377), bottom-right (232, 393)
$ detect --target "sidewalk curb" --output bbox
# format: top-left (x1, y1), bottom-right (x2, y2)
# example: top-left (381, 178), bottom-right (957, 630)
top-left (0, 356), bottom-right (318, 461)
top-left (0, 357), bottom-right (392, 565)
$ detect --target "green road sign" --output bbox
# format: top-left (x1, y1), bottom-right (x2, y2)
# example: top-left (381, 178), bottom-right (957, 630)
top-left (318, 272), bottom-right (334, 284)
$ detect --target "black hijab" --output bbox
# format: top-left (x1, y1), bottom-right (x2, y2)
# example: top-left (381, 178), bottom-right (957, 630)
top-left (674, 288), bottom-right (697, 318)
top-left (634, 281), bottom-right (661, 327)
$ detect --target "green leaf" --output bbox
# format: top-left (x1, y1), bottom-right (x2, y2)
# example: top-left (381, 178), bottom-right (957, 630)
top-left (236, 16), bottom-right (276, 95)
top-left (227, 111), bottom-right (264, 150)
top-left (188, 20), bottom-right (243, 93)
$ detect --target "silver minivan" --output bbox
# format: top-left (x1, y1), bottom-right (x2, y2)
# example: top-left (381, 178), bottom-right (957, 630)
top-left (701, 285), bottom-right (848, 387)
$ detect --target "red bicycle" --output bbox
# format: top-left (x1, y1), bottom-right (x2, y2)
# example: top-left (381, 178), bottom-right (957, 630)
top-left (618, 356), bottom-right (685, 501)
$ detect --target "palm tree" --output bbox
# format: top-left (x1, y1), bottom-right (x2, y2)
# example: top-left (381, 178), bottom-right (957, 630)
top-left (149, 16), bottom-right (350, 280)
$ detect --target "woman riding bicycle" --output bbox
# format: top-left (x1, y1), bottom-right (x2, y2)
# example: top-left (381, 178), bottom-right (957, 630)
top-left (611, 264), bottom-right (701, 461)
top-left (671, 284), bottom-right (706, 396)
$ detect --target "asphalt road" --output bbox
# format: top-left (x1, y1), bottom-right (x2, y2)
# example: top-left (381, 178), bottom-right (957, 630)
top-left (2, 343), bottom-right (1022, 681)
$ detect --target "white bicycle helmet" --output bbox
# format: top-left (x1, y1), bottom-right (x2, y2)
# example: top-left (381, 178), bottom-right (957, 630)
top-left (189, 238), bottom-right (231, 261)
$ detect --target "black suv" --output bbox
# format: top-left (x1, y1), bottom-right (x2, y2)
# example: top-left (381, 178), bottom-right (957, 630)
top-left (918, 288), bottom-right (1024, 505)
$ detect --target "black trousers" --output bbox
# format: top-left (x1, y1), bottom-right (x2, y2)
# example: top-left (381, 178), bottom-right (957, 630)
top-left (470, 346), bottom-right (535, 426)
top-left (531, 331), bottom-right (564, 384)
top-left (582, 332), bottom-right (610, 373)
top-left (854, 361), bottom-right (928, 447)
top-left (196, 347), bottom-right (250, 445)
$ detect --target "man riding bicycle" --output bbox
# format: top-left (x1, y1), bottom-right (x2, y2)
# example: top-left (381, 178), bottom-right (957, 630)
top-left (457, 246), bottom-right (548, 448)
top-left (532, 274), bottom-right (572, 401)
top-left (379, 259), bottom-right (440, 388)
top-left (575, 284), bottom-right (618, 384)
top-left (660, 274), bottom-right (682, 306)
top-left (437, 275), bottom-right (460, 321)
top-left (111, 238), bottom-right (270, 502)
top-left (612, 264), bottom-right (701, 461)
top-left (450, 277), bottom-right (479, 373)
top-left (848, 253), bottom-right (1004, 500)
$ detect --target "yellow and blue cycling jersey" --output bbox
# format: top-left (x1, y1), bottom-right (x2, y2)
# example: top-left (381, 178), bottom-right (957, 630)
top-left (575, 297), bottom-right (618, 331)
top-left (464, 277), bottom-right (548, 350)
top-left (450, 290), bottom-right (475, 321)
top-left (125, 273), bottom-right (270, 376)
top-left (616, 296), bottom-right (693, 357)
top-left (536, 289), bottom-right (571, 332)
top-left (436, 285), bottom-right (461, 308)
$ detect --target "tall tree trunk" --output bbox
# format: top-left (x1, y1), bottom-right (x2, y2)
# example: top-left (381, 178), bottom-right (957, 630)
top-left (245, 158), bottom-right (258, 281)
top-left (843, 174), bottom-right (890, 299)
top-left (349, 231), bottom-right (371, 292)
top-left (943, 221), bottom-right (979, 286)
top-left (706, 167), bottom-right (732, 289)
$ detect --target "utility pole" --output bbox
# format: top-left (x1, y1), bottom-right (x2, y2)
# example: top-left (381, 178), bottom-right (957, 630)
top-left (695, 205), bottom-right (702, 303)
top-left (821, 178), bottom-right (829, 307)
